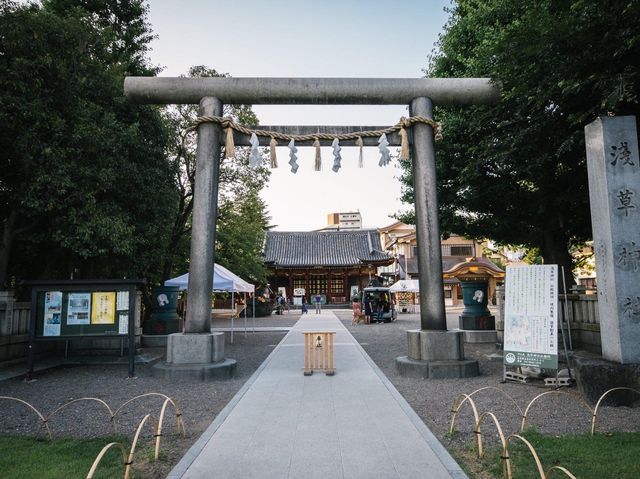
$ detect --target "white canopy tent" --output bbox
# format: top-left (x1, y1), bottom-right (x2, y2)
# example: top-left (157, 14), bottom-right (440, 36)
top-left (164, 263), bottom-right (254, 293)
top-left (389, 279), bottom-right (420, 314)
top-left (388, 279), bottom-right (420, 292)
top-left (164, 264), bottom-right (256, 342)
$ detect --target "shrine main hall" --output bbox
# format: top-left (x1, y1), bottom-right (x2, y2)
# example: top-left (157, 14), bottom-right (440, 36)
top-left (263, 229), bottom-right (394, 304)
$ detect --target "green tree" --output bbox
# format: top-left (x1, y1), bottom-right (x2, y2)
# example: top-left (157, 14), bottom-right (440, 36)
top-left (216, 190), bottom-right (271, 284)
top-left (0, 0), bottom-right (175, 285)
top-left (162, 65), bottom-right (271, 283)
top-left (397, 0), bottom-right (640, 283)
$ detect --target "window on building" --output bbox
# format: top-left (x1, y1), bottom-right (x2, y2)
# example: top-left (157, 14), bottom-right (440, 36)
top-left (293, 278), bottom-right (305, 290)
top-left (411, 245), bottom-right (418, 257)
top-left (450, 245), bottom-right (473, 256)
top-left (309, 276), bottom-right (327, 295)
top-left (330, 277), bottom-right (343, 294)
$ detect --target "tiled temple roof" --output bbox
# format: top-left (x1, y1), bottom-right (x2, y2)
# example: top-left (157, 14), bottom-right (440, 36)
top-left (399, 255), bottom-right (504, 277)
top-left (264, 230), bottom-right (393, 268)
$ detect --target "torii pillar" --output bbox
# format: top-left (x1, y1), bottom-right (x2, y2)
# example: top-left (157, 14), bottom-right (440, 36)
top-left (124, 77), bottom-right (500, 379)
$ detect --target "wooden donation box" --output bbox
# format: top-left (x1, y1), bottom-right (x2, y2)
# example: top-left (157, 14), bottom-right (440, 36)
top-left (302, 331), bottom-right (335, 376)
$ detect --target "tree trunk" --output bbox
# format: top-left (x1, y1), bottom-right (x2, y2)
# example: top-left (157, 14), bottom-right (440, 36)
top-left (161, 196), bottom-right (193, 281)
top-left (0, 211), bottom-right (16, 288)
top-left (541, 229), bottom-right (576, 293)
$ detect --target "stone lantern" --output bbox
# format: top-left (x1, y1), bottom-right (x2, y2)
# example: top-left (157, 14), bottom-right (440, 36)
top-left (143, 285), bottom-right (181, 335)
top-left (443, 258), bottom-right (505, 339)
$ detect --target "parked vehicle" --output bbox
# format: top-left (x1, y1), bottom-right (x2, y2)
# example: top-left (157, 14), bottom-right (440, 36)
top-left (363, 287), bottom-right (397, 323)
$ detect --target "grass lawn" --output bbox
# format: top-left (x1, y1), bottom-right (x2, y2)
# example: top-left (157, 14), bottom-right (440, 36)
top-left (476, 430), bottom-right (640, 479)
top-left (0, 435), bottom-right (131, 479)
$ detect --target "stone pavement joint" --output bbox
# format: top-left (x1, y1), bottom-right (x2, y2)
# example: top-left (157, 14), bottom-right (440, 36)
top-left (168, 312), bottom-right (468, 479)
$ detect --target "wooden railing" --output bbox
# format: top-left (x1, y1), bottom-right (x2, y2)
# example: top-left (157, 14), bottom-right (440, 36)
top-left (0, 292), bottom-right (31, 362)
top-left (558, 291), bottom-right (600, 352)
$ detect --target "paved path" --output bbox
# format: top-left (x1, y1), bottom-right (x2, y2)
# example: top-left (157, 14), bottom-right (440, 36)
top-left (169, 312), bottom-right (467, 479)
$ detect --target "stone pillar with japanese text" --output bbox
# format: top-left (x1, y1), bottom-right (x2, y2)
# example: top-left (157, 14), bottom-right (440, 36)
top-left (585, 115), bottom-right (640, 364)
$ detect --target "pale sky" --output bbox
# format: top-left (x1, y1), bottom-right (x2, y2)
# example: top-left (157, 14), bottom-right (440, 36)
top-left (146, 0), bottom-right (451, 230)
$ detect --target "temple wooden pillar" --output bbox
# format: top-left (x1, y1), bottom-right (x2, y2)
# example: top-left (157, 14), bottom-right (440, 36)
top-left (343, 271), bottom-right (348, 301)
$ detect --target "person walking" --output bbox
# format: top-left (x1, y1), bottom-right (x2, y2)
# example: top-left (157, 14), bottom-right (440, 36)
top-left (351, 298), bottom-right (362, 325)
top-left (314, 294), bottom-right (322, 314)
top-left (301, 298), bottom-right (308, 314)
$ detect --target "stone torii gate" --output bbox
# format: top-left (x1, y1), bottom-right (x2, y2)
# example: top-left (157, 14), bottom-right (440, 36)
top-left (125, 77), bottom-right (500, 379)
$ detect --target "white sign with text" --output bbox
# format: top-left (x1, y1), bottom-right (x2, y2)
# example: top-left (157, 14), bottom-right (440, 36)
top-left (503, 265), bottom-right (558, 369)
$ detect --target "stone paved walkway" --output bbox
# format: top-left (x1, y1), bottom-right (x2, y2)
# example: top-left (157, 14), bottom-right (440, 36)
top-left (168, 312), bottom-right (467, 479)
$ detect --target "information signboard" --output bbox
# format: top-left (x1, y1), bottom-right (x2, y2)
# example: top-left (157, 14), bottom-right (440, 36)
top-left (503, 265), bottom-right (558, 369)
top-left (25, 279), bottom-right (143, 378)
top-left (34, 289), bottom-right (130, 336)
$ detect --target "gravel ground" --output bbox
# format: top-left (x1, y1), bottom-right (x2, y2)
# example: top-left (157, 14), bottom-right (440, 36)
top-left (1, 309), bottom-right (639, 478)
top-left (333, 310), bottom-right (640, 454)
top-left (0, 327), bottom-right (288, 478)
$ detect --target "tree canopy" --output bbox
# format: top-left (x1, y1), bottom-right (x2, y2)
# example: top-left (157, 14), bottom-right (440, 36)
top-left (160, 65), bottom-right (271, 284)
top-left (397, 0), bottom-right (640, 277)
top-left (0, 0), bottom-right (175, 285)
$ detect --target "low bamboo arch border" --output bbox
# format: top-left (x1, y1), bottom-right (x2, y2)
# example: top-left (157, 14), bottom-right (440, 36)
top-left (112, 393), bottom-right (186, 439)
top-left (520, 391), bottom-right (593, 432)
top-left (454, 406), bottom-right (579, 479)
top-left (450, 386), bottom-right (524, 435)
top-left (0, 393), bottom-right (185, 441)
top-left (0, 396), bottom-right (52, 439)
top-left (450, 386), bottom-right (639, 436)
top-left (505, 433), bottom-right (578, 479)
top-left (591, 387), bottom-right (640, 435)
top-left (86, 413), bottom-right (160, 479)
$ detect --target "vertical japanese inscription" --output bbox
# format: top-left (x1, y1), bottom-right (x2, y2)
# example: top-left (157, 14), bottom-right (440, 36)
top-left (616, 188), bottom-right (636, 216)
top-left (610, 141), bottom-right (635, 167)
top-left (586, 115), bottom-right (640, 362)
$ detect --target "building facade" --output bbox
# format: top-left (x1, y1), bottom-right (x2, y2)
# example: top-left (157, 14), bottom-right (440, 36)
top-left (379, 222), bottom-right (503, 305)
top-left (264, 229), bottom-right (393, 303)
top-left (324, 211), bottom-right (362, 230)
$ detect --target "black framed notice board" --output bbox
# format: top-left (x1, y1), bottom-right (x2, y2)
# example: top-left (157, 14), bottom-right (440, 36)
top-left (24, 279), bottom-right (144, 378)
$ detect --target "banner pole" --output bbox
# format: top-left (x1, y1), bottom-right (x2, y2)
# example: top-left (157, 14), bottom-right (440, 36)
top-left (560, 267), bottom-right (573, 350)
top-left (558, 267), bottom-right (573, 383)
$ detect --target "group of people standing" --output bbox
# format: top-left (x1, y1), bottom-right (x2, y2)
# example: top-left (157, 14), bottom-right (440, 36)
top-left (290, 294), bottom-right (322, 315)
top-left (352, 293), bottom-right (390, 324)
top-left (274, 292), bottom-right (390, 322)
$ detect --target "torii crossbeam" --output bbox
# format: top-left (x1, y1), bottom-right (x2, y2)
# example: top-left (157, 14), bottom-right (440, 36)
top-left (125, 76), bottom-right (500, 379)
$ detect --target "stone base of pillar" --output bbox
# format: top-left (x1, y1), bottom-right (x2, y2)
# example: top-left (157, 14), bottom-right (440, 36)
top-left (573, 355), bottom-right (640, 405)
top-left (458, 314), bottom-right (495, 330)
top-left (461, 330), bottom-right (498, 344)
top-left (152, 332), bottom-right (236, 380)
top-left (397, 330), bottom-right (479, 378)
top-left (141, 334), bottom-right (169, 348)
top-left (395, 356), bottom-right (479, 379)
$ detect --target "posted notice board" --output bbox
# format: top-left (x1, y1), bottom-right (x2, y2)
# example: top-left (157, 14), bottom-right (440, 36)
top-left (503, 265), bottom-right (558, 369)
top-left (35, 288), bottom-right (131, 337)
